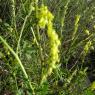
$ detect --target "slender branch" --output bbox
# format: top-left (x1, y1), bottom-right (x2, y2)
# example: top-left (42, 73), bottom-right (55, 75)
top-left (10, 0), bottom-right (16, 28)
top-left (0, 36), bottom-right (35, 94)
top-left (9, 0), bottom-right (18, 41)
top-left (60, 0), bottom-right (70, 39)
top-left (16, 3), bottom-right (33, 54)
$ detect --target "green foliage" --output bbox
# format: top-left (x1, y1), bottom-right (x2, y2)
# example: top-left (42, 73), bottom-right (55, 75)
top-left (0, 0), bottom-right (95, 95)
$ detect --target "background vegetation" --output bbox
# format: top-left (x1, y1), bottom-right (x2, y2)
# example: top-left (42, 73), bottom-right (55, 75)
top-left (0, 0), bottom-right (95, 95)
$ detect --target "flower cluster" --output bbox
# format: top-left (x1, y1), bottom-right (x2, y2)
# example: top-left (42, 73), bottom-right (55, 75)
top-left (38, 5), bottom-right (61, 84)
top-left (38, 5), bottom-right (54, 28)
top-left (85, 29), bottom-right (90, 35)
top-left (82, 40), bottom-right (92, 62)
top-left (84, 41), bottom-right (92, 54)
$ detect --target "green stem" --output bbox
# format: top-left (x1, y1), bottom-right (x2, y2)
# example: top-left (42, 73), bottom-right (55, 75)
top-left (35, 0), bottom-right (41, 41)
top-left (16, 3), bottom-right (33, 54)
top-left (60, 0), bottom-right (70, 39)
top-left (9, 0), bottom-right (18, 41)
top-left (0, 36), bottom-right (35, 94)
top-left (10, 0), bottom-right (16, 28)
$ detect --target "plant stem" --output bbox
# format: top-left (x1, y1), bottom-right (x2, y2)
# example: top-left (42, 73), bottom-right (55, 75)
top-left (60, 0), bottom-right (70, 39)
top-left (9, 0), bottom-right (18, 41)
top-left (16, 3), bottom-right (33, 54)
top-left (0, 36), bottom-right (35, 94)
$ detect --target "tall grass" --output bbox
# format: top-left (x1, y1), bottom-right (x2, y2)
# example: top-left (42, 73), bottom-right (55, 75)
top-left (0, 0), bottom-right (95, 94)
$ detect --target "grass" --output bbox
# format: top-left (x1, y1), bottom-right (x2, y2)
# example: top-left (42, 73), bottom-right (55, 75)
top-left (0, 0), bottom-right (95, 95)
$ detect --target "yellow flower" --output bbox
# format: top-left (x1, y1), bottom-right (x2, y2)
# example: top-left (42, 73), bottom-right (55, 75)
top-left (75, 15), bottom-right (80, 25)
top-left (93, 25), bottom-right (95, 29)
top-left (38, 17), bottom-right (47, 28)
top-left (47, 11), bottom-right (54, 21)
top-left (90, 81), bottom-right (95, 91)
top-left (85, 29), bottom-right (90, 35)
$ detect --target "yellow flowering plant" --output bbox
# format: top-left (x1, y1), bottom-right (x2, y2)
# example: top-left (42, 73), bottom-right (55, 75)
top-left (38, 5), bottom-right (61, 84)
